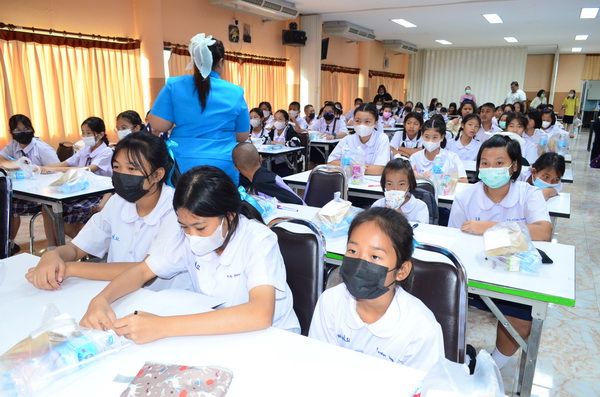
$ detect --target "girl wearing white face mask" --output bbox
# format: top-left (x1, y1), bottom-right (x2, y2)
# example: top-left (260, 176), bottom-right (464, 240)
top-left (258, 101), bottom-right (274, 129)
top-left (115, 110), bottom-right (146, 142)
top-left (287, 101), bottom-right (307, 132)
top-left (248, 108), bottom-right (269, 145)
top-left (409, 117), bottom-right (468, 183)
top-left (268, 110), bottom-right (302, 177)
top-left (80, 165), bottom-right (300, 342)
top-left (371, 158), bottom-right (429, 224)
top-left (41, 117), bottom-right (115, 246)
top-left (327, 104), bottom-right (390, 175)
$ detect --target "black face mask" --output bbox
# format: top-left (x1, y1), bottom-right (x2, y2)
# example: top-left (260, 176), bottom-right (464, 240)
top-left (340, 257), bottom-right (395, 300)
top-left (112, 171), bottom-right (151, 203)
top-left (323, 113), bottom-right (335, 121)
top-left (404, 107), bottom-right (413, 114)
top-left (308, 113), bottom-right (315, 120)
top-left (12, 132), bottom-right (33, 145)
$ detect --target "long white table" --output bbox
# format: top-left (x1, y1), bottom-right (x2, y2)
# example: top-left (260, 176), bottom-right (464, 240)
top-left (0, 254), bottom-right (425, 397)
top-left (257, 144), bottom-right (304, 173)
top-left (268, 204), bottom-right (576, 397)
top-left (11, 173), bottom-right (114, 245)
top-left (308, 137), bottom-right (342, 161)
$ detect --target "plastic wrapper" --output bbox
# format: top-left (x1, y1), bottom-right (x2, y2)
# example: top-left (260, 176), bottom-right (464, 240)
top-left (0, 305), bottom-right (126, 396)
top-left (431, 153), bottom-right (458, 196)
top-left (13, 157), bottom-right (42, 179)
top-left (48, 168), bottom-right (92, 194)
top-left (421, 350), bottom-right (504, 397)
top-left (483, 221), bottom-right (542, 273)
top-left (349, 146), bottom-right (366, 185)
top-left (312, 192), bottom-right (361, 238)
top-left (252, 195), bottom-right (277, 218)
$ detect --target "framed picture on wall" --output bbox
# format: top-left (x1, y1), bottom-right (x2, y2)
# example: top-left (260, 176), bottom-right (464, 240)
top-left (229, 25), bottom-right (239, 43)
top-left (243, 24), bottom-right (251, 43)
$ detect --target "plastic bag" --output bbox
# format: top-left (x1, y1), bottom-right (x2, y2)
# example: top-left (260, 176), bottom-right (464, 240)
top-left (0, 305), bottom-right (126, 396)
top-left (432, 153), bottom-right (459, 196)
top-left (349, 146), bottom-right (366, 185)
top-left (421, 350), bottom-right (504, 397)
top-left (252, 195), bottom-right (278, 218)
top-left (312, 192), bottom-right (361, 238)
top-left (12, 157), bottom-right (41, 180)
top-left (483, 221), bottom-right (542, 273)
top-left (48, 168), bottom-right (91, 194)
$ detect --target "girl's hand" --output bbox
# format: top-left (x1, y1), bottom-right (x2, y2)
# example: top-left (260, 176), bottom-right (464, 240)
top-left (452, 118), bottom-right (460, 125)
top-left (80, 296), bottom-right (117, 331)
top-left (325, 134), bottom-right (334, 141)
top-left (460, 220), bottom-right (487, 235)
top-left (25, 250), bottom-right (68, 290)
top-left (114, 311), bottom-right (164, 344)
top-left (40, 167), bottom-right (55, 175)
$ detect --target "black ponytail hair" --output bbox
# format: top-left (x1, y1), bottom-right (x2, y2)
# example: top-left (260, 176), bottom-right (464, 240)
top-left (353, 103), bottom-right (378, 120)
top-left (173, 166), bottom-right (264, 249)
top-left (401, 111), bottom-right (423, 145)
top-left (9, 114), bottom-right (35, 135)
top-left (117, 110), bottom-right (145, 132)
top-left (455, 113), bottom-right (481, 141)
top-left (193, 39), bottom-right (225, 111)
top-left (82, 117), bottom-right (109, 145)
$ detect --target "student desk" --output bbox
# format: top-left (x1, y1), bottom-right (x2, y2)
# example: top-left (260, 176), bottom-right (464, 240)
top-left (307, 137), bottom-right (342, 161)
top-left (462, 160), bottom-right (574, 183)
top-left (0, 254), bottom-right (425, 397)
top-left (257, 144), bottom-right (304, 173)
top-left (11, 174), bottom-right (114, 246)
top-left (268, 205), bottom-right (576, 397)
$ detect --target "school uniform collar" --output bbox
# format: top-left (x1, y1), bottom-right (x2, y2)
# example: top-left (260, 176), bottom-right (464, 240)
top-left (216, 215), bottom-right (248, 267)
top-left (89, 142), bottom-right (108, 158)
top-left (401, 195), bottom-right (418, 212)
top-left (353, 132), bottom-right (379, 148)
top-left (343, 285), bottom-right (402, 338)
top-left (121, 184), bottom-right (173, 226)
top-left (19, 139), bottom-right (37, 155)
top-left (476, 180), bottom-right (519, 210)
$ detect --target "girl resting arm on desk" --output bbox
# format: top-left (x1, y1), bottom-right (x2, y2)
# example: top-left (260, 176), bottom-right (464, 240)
top-left (308, 207), bottom-right (444, 372)
top-left (26, 132), bottom-right (190, 291)
top-left (80, 165), bottom-right (300, 342)
top-left (390, 112), bottom-right (423, 158)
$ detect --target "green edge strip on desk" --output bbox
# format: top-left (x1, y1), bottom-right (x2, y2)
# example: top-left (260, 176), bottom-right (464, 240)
top-left (327, 253), bottom-right (344, 261)
top-left (468, 280), bottom-right (575, 307)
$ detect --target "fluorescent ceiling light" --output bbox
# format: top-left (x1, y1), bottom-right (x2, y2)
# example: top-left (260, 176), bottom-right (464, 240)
top-left (572, 47), bottom-right (582, 52)
top-left (580, 8), bottom-right (599, 19)
top-left (575, 35), bottom-right (588, 40)
top-left (435, 40), bottom-right (452, 45)
top-left (483, 14), bottom-right (503, 24)
top-left (504, 37), bottom-right (518, 43)
top-left (391, 19), bottom-right (417, 28)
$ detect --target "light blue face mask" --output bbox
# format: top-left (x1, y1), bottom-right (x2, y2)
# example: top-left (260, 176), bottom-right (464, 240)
top-left (479, 166), bottom-right (512, 189)
top-left (499, 121), bottom-right (507, 129)
top-left (533, 175), bottom-right (559, 189)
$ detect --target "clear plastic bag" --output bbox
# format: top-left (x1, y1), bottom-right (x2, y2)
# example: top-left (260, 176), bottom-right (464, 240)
top-left (312, 192), bottom-right (361, 238)
top-left (432, 153), bottom-right (459, 196)
top-left (13, 157), bottom-right (41, 180)
top-left (483, 221), bottom-right (542, 273)
top-left (48, 168), bottom-right (91, 194)
top-left (421, 350), bottom-right (504, 397)
top-left (252, 195), bottom-right (278, 218)
top-left (349, 146), bottom-right (366, 185)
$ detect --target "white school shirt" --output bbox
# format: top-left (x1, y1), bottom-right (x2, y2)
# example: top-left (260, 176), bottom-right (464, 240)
top-left (71, 185), bottom-right (192, 291)
top-left (371, 195), bottom-right (430, 224)
top-left (344, 109), bottom-right (357, 122)
top-left (66, 142), bottom-right (113, 177)
top-left (309, 284), bottom-right (445, 373)
top-left (390, 131), bottom-right (421, 149)
top-left (445, 137), bottom-right (482, 161)
top-left (291, 116), bottom-right (308, 130)
top-left (519, 167), bottom-right (563, 193)
top-left (327, 131), bottom-right (390, 166)
top-left (311, 117), bottom-right (348, 136)
top-left (448, 181), bottom-right (551, 229)
top-left (0, 138), bottom-right (59, 166)
top-left (146, 215), bottom-right (300, 333)
top-left (521, 139), bottom-right (539, 165)
top-left (475, 124), bottom-right (502, 142)
top-left (264, 114), bottom-right (274, 129)
top-left (379, 115), bottom-right (395, 127)
top-left (409, 149), bottom-right (467, 178)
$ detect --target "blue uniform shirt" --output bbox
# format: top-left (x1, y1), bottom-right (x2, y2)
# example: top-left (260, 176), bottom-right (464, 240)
top-left (151, 71), bottom-right (250, 184)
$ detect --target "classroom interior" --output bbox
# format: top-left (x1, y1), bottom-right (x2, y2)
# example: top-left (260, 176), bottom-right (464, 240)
top-left (2, 0), bottom-right (600, 396)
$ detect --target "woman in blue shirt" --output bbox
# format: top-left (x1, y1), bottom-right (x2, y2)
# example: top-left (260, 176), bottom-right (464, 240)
top-left (149, 34), bottom-right (250, 184)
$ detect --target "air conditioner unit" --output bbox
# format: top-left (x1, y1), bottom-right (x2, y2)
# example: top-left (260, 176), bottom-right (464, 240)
top-left (210, 0), bottom-right (298, 21)
top-left (382, 40), bottom-right (418, 54)
top-left (323, 21), bottom-right (376, 42)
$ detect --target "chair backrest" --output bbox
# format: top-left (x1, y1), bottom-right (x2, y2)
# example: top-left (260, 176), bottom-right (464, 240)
top-left (270, 218), bottom-right (326, 336)
top-left (0, 170), bottom-right (12, 259)
top-left (416, 177), bottom-right (436, 197)
top-left (56, 141), bottom-right (75, 162)
top-left (406, 243), bottom-right (468, 363)
top-left (412, 187), bottom-right (439, 225)
top-left (303, 165), bottom-right (347, 208)
top-left (297, 133), bottom-right (310, 171)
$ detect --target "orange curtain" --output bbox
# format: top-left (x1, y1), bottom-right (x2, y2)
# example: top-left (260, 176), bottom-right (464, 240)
top-left (0, 30), bottom-right (143, 148)
top-left (320, 65), bottom-right (360, 111)
top-left (582, 54), bottom-right (600, 80)
top-left (368, 70), bottom-right (405, 102)
top-left (167, 50), bottom-right (192, 77)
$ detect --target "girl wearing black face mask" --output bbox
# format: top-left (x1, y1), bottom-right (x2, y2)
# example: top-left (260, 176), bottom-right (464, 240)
top-left (0, 114), bottom-right (60, 254)
top-left (26, 132), bottom-right (191, 292)
top-left (309, 207), bottom-right (445, 373)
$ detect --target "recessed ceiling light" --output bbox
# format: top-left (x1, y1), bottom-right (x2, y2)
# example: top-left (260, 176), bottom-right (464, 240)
top-left (572, 47), bottom-right (583, 52)
top-left (504, 37), bottom-right (518, 43)
top-left (435, 40), bottom-right (452, 45)
top-left (391, 19), bottom-right (417, 28)
top-left (575, 35), bottom-right (589, 40)
top-left (483, 14), bottom-right (503, 24)
top-left (580, 8), bottom-right (599, 19)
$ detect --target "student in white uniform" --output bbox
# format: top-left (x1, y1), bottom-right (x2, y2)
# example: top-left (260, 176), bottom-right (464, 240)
top-left (505, 112), bottom-right (538, 165)
top-left (259, 101), bottom-right (274, 129)
top-left (309, 207), bottom-right (444, 372)
top-left (288, 101), bottom-right (307, 132)
top-left (523, 109), bottom-right (543, 143)
top-left (409, 116), bottom-right (468, 183)
top-left (80, 165), bottom-right (300, 341)
top-left (248, 108), bottom-right (270, 145)
top-left (520, 152), bottom-right (565, 200)
top-left (26, 132), bottom-right (190, 291)
top-left (475, 102), bottom-right (502, 141)
top-left (301, 104), bottom-right (316, 128)
top-left (538, 109), bottom-right (569, 154)
top-left (448, 135), bottom-right (552, 369)
top-left (390, 112), bottom-right (423, 158)
top-left (379, 104), bottom-right (396, 128)
top-left (344, 98), bottom-right (364, 125)
top-left (114, 110), bottom-right (147, 141)
top-left (328, 103), bottom-right (390, 175)
top-left (311, 102), bottom-right (348, 140)
top-left (446, 100), bottom-right (476, 136)
top-left (371, 158), bottom-right (429, 224)
top-left (446, 113), bottom-right (482, 161)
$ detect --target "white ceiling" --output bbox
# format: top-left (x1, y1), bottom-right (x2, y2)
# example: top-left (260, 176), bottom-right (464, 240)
top-left (294, 0), bottom-right (600, 54)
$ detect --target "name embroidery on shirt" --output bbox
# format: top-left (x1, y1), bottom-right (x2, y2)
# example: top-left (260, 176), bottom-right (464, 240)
top-left (111, 234), bottom-right (120, 242)
top-left (227, 273), bottom-right (241, 278)
top-left (194, 262), bottom-right (200, 270)
top-left (337, 333), bottom-right (350, 343)
top-left (506, 217), bottom-right (526, 222)
top-left (376, 347), bottom-right (395, 362)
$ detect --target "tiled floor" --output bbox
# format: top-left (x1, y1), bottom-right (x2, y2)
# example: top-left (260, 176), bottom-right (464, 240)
top-left (13, 127), bottom-right (600, 396)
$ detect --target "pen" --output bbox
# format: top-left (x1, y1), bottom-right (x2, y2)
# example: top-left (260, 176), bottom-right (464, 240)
top-left (7, 156), bottom-right (16, 161)
top-left (277, 205), bottom-right (298, 212)
top-left (367, 184), bottom-right (380, 187)
top-left (412, 223), bottom-right (419, 230)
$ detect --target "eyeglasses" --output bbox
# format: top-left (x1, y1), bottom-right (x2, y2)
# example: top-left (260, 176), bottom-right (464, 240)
top-left (12, 129), bottom-right (33, 134)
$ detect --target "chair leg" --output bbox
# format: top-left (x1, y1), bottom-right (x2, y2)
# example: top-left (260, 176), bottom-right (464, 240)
top-left (29, 211), bottom-right (42, 255)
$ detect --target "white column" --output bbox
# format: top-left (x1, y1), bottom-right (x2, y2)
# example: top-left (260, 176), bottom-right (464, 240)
top-left (300, 15), bottom-right (322, 107)
top-left (549, 50), bottom-right (560, 105)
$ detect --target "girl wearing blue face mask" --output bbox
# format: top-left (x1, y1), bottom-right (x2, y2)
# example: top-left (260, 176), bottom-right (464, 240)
top-left (309, 207), bottom-right (444, 372)
top-left (80, 165), bottom-right (300, 342)
top-left (520, 152), bottom-right (565, 200)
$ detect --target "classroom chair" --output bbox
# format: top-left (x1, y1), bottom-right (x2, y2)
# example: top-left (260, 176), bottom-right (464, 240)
top-left (416, 177), bottom-right (436, 196)
top-left (303, 165), bottom-right (347, 208)
top-left (297, 133), bottom-right (310, 172)
top-left (56, 141), bottom-right (75, 162)
top-left (0, 169), bottom-right (11, 259)
top-left (413, 188), bottom-right (439, 225)
top-left (269, 218), bottom-right (326, 336)
top-left (408, 243), bottom-right (468, 363)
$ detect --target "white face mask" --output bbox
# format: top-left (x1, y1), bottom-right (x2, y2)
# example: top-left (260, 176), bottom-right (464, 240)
top-left (376, 105), bottom-right (383, 110)
top-left (422, 140), bottom-right (440, 152)
top-left (82, 136), bottom-right (97, 147)
top-left (354, 124), bottom-right (374, 137)
top-left (186, 218), bottom-right (226, 257)
top-left (274, 121), bottom-right (287, 130)
top-left (289, 110), bottom-right (298, 118)
top-left (384, 190), bottom-right (407, 210)
top-left (263, 110), bottom-right (271, 117)
top-left (541, 121), bottom-right (551, 129)
top-left (117, 129), bottom-right (132, 141)
top-left (250, 119), bottom-right (262, 128)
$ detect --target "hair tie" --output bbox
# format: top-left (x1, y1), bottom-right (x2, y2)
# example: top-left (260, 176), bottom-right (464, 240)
top-left (237, 186), bottom-right (263, 214)
top-left (393, 153), bottom-right (411, 162)
top-left (163, 138), bottom-right (178, 187)
top-left (187, 33), bottom-right (217, 79)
